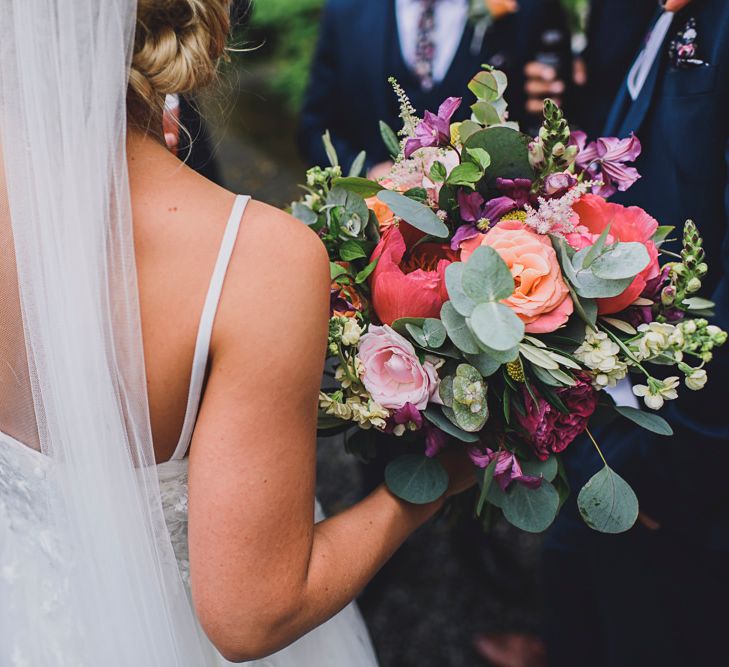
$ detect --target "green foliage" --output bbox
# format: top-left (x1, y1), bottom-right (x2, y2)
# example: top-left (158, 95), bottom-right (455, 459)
top-left (377, 191), bottom-right (449, 238)
top-left (615, 406), bottom-right (673, 436)
top-left (247, 0), bottom-right (326, 113)
top-left (577, 466), bottom-right (639, 534)
top-left (502, 481), bottom-right (560, 533)
top-left (385, 454), bottom-right (449, 504)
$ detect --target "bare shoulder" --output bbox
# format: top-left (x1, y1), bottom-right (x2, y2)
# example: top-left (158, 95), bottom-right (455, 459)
top-left (212, 199), bottom-right (330, 357)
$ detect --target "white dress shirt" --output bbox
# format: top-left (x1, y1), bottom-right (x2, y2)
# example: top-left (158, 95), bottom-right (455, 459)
top-left (396, 0), bottom-right (470, 85)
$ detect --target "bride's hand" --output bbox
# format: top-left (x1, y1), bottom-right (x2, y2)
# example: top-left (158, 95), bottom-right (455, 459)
top-left (439, 447), bottom-right (478, 498)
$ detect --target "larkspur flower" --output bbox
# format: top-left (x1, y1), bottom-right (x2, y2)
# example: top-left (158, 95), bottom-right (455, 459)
top-left (404, 97), bottom-right (462, 158)
top-left (571, 131), bottom-right (642, 198)
top-left (633, 376), bottom-right (680, 410)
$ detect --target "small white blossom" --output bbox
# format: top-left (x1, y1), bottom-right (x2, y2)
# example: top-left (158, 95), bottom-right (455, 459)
top-left (684, 367), bottom-right (708, 391)
top-left (632, 376), bottom-right (680, 410)
top-left (574, 328), bottom-right (628, 388)
top-left (523, 182), bottom-right (594, 235)
top-left (341, 319), bottom-right (363, 347)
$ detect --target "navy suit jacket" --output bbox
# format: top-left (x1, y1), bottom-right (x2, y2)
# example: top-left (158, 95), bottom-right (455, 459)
top-left (298, 0), bottom-right (570, 171)
top-left (550, 1), bottom-right (729, 552)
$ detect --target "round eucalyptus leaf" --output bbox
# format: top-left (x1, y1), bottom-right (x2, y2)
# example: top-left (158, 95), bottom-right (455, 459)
top-left (385, 455), bottom-right (449, 504)
top-left (445, 263), bottom-right (477, 317)
top-left (573, 270), bottom-right (633, 299)
top-left (469, 301), bottom-right (525, 351)
top-left (422, 319), bottom-right (447, 348)
top-left (404, 323), bottom-right (428, 348)
top-left (453, 399), bottom-right (489, 432)
top-left (377, 190), bottom-right (449, 238)
top-left (502, 481), bottom-right (560, 533)
top-left (591, 242), bottom-right (650, 280)
top-left (465, 351), bottom-right (502, 377)
top-left (462, 246), bottom-right (515, 303)
top-left (577, 466), bottom-right (639, 534)
top-left (441, 301), bottom-right (481, 354)
top-left (521, 456), bottom-right (559, 482)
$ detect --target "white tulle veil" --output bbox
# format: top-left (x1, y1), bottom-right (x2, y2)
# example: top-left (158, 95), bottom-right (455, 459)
top-left (0, 1), bottom-right (208, 663)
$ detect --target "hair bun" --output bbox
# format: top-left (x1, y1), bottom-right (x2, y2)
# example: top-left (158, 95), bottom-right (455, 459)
top-left (129, 0), bottom-right (230, 122)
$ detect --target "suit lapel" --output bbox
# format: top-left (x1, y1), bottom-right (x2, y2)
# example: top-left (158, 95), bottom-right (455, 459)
top-left (607, 10), bottom-right (677, 137)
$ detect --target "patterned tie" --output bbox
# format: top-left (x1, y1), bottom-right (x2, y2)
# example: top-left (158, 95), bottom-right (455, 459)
top-left (414, 0), bottom-right (437, 91)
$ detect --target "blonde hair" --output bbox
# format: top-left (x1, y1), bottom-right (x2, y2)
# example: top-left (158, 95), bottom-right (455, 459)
top-left (128, 0), bottom-right (232, 130)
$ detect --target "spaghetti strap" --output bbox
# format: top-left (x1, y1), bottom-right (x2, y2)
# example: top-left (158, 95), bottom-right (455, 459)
top-left (170, 195), bottom-right (250, 461)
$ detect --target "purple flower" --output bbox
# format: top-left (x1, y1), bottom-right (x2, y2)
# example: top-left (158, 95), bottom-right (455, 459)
top-left (424, 423), bottom-right (450, 457)
top-left (457, 189), bottom-right (485, 222)
top-left (468, 448), bottom-right (542, 491)
top-left (480, 178), bottom-right (534, 223)
top-left (571, 131), bottom-right (642, 198)
top-left (451, 224), bottom-right (481, 251)
top-left (543, 172), bottom-right (577, 197)
top-left (385, 402), bottom-right (424, 434)
top-left (404, 97), bottom-right (462, 158)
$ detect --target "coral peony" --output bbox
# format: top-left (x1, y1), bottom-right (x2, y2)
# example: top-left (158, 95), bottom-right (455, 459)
top-left (365, 196), bottom-right (396, 232)
top-left (460, 220), bottom-right (573, 334)
top-left (569, 194), bottom-right (660, 314)
top-left (517, 376), bottom-right (598, 460)
top-left (358, 325), bottom-right (440, 410)
top-left (370, 225), bottom-right (457, 325)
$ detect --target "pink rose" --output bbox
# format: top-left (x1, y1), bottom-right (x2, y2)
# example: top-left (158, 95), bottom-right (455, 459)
top-left (516, 375), bottom-right (598, 460)
top-left (358, 325), bottom-right (440, 410)
top-left (460, 220), bottom-right (574, 334)
top-left (569, 194), bottom-right (660, 314)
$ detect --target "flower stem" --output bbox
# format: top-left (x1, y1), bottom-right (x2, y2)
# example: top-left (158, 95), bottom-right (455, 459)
top-left (585, 428), bottom-right (608, 468)
top-left (601, 326), bottom-right (652, 378)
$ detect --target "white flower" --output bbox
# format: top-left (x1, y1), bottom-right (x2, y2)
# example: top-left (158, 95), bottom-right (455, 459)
top-left (574, 328), bottom-right (628, 388)
top-left (632, 376), bottom-right (680, 410)
top-left (634, 322), bottom-right (677, 360)
top-left (341, 318), bottom-right (363, 347)
top-left (685, 367), bottom-right (708, 391)
top-left (349, 398), bottom-right (389, 430)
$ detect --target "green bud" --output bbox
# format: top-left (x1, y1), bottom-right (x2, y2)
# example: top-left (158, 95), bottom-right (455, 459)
top-left (687, 277), bottom-right (702, 293)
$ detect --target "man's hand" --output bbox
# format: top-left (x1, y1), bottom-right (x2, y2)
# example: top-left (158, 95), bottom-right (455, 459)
top-left (664, 0), bottom-right (693, 12)
top-left (524, 62), bottom-right (565, 115)
top-left (368, 161), bottom-right (394, 182)
top-left (485, 0), bottom-right (519, 20)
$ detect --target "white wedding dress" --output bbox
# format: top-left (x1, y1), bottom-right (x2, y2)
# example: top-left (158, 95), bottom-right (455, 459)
top-left (0, 196), bottom-right (378, 666)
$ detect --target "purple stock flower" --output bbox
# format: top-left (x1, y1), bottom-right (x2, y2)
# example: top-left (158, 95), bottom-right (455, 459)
top-left (424, 423), bottom-right (450, 457)
top-left (572, 131), bottom-right (642, 198)
top-left (468, 448), bottom-right (542, 491)
top-left (404, 97), bottom-right (462, 158)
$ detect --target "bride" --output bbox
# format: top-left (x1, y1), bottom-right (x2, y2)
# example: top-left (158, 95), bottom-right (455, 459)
top-left (0, 1), bottom-right (475, 665)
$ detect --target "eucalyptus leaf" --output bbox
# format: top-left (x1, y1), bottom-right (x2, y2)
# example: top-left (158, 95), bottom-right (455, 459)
top-left (581, 223), bottom-right (612, 268)
top-left (391, 317), bottom-right (426, 336)
top-left (441, 301), bottom-right (481, 354)
top-left (405, 323), bottom-right (428, 348)
top-left (385, 455), bottom-right (449, 505)
top-left (521, 456), bottom-right (559, 482)
top-left (332, 176), bottom-right (382, 198)
top-left (292, 202), bottom-right (318, 226)
top-left (438, 376), bottom-right (454, 408)
top-left (470, 301), bottom-right (525, 351)
top-left (422, 318), bottom-right (447, 348)
top-left (377, 190), bottom-right (449, 238)
top-left (453, 399), bottom-right (489, 432)
top-left (502, 481), bottom-right (560, 533)
top-left (465, 352), bottom-right (502, 377)
top-left (573, 270), bottom-right (633, 299)
top-left (380, 120), bottom-right (401, 159)
top-left (322, 130), bottom-right (339, 167)
top-left (591, 242), bottom-right (650, 280)
top-left (327, 187), bottom-right (369, 238)
top-left (615, 406), bottom-right (673, 436)
top-left (462, 246), bottom-right (515, 303)
top-left (570, 289), bottom-right (598, 329)
top-left (348, 151), bottom-right (367, 178)
top-left (423, 407), bottom-right (481, 443)
top-left (577, 466), bottom-right (639, 534)
top-left (445, 263), bottom-right (477, 317)
top-left (475, 343), bottom-right (520, 364)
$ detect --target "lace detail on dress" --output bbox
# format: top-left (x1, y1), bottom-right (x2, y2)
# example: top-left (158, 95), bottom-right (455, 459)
top-left (157, 459), bottom-right (192, 586)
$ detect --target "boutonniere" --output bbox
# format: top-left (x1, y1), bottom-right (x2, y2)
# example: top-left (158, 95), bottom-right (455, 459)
top-left (668, 17), bottom-right (709, 68)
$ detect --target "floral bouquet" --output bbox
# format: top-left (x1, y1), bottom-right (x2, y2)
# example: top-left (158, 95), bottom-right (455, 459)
top-left (292, 68), bottom-right (726, 534)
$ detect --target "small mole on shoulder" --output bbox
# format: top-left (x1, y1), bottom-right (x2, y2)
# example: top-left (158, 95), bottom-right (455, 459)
top-left (168, 206), bottom-right (178, 213)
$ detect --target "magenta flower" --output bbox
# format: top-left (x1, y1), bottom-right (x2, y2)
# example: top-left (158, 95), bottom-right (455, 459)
top-left (424, 422), bottom-right (449, 457)
top-left (404, 97), bottom-right (462, 158)
top-left (517, 376), bottom-right (598, 461)
top-left (468, 448), bottom-right (542, 491)
top-left (385, 402), bottom-right (424, 435)
top-left (571, 131), bottom-right (642, 198)
top-left (543, 172), bottom-right (576, 197)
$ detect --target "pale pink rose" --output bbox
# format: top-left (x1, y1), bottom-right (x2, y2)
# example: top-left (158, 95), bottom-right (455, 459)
top-left (358, 325), bottom-right (440, 410)
top-left (460, 220), bottom-right (574, 334)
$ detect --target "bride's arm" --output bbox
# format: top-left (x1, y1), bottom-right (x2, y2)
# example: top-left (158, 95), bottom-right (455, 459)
top-left (187, 202), bottom-right (473, 662)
